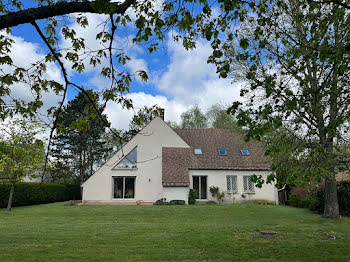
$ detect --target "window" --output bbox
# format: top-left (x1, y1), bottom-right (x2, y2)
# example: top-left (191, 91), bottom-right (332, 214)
top-left (194, 148), bottom-right (202, 155)
top-left (218, 148), bottom-right (228, 156)
top-left (240, 149), bottom-right (250, 156)
top-left (116, 147), bottom-right (137, 168)
top-left (113, 177), bottom-right (135, 199)
top-left (243, 176), bottom-right (255, 192)
top-left (227, 176), bottom-right (238, 193)
top-left (193, 176), bottom-right (207, 199)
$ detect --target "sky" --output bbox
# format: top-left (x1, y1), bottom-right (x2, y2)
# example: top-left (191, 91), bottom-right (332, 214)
top-left (5, 3), bottom-right (243, 131)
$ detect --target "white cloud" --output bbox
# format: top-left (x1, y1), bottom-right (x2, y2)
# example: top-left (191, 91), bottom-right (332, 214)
top-left (154, 36), bottom-right (242, 110)
top-left (105, 92), bottom-right (188, 130)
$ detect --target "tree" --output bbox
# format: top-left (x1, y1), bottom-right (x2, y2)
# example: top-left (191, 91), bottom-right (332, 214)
top-left (180, 105), bottom-right (208, 129)
top-left (124, 105), bottom-right (163, 141)
top-left (210, 0), bottom-right (350, 218)
top-left (0, 120), bottom-right (45, 211)
top-left (0, 0), bottom-right (226, 171)
top-left (206, 104), bottom-right (242, 132)
top-left (50, 89), bottom-right (112, 185)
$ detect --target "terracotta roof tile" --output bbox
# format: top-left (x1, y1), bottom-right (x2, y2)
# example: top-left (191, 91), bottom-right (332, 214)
top-left (336, 170), bottom-right (350, 181)
top-left (162, 129), bottom-right (271, 187)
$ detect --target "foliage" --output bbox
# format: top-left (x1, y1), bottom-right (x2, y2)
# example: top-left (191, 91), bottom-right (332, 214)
top-left (169, 200), bottom-right (185, 205)
top-left (0, 120), bottom-right (45, 183)
top-left (206, 104), bottom-right (242, 132)
top-left (153, 198), bottom-right (168, 205)
top-left (124, 105), bottom-right (163, 141)
top-left (311, 181), bottom-right (350, 216)
top-left (289, 193), bottom-right (315, 209)
top-left (180, 105), bottom-right (208, 129)
top-left (173, 104), bottom-right (242, 131)
top-left (210, 0), bottom-right (350, 218)
top-left (0, 182), bottom-right (80, 208)
top-left (209, 186), bottom-right (225, 203)
top-left (188, 189), bottom-right (196, 204)
top-left (50, 90), bottom-right (112, 185)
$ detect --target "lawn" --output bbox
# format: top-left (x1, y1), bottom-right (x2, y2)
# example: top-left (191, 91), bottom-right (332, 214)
top-left (0, 203), bottom-right (349, 261)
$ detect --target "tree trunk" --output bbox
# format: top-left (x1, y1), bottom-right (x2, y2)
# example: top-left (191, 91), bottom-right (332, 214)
top-left (7, 184), bottom-right (15, 212)
top-left (323, 178), bottom-right (339, 218)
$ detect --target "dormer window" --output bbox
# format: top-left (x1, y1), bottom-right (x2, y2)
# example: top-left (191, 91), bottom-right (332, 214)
top-left (218, 148), bottom-right (227, 156)
top-left (194, 148), bottom-right (202, 155)
top-left (240, 149), bottom-right (250, 156)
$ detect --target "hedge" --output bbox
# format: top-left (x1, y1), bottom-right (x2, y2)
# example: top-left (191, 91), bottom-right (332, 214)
top-left (0, 182), bottom-right (81, 208)
top-left (310, 181), bottom-right (350, 216)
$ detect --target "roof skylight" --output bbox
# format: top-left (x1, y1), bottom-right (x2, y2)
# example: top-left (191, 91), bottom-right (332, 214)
top-left (240, 149), bottom-right (250, 156)
top-left (218, 148), bottom-right (228, 156)
top-left (194, 148), bottom-right (202, 155)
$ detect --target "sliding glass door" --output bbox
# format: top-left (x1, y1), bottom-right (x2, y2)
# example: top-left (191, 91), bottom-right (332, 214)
top-left (193, 176), bottom-right (207, 199)
top-left (113, 177), bottom-right (135, 199)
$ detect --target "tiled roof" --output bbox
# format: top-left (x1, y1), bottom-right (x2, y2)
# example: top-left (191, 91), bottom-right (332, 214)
top-left (336, 170), bottom-right (350, 181)
top-left (162, 128), bottom-right (271, 187)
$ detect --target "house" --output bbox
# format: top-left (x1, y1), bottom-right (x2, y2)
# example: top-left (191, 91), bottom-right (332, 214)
top-left (336, 170), bottom-right (350, 182)
top-left (82, 116), bottom-right (278, 204)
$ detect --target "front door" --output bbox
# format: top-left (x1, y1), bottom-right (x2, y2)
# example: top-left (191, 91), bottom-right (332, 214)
top-left (193, 176), bottom-right (207, 200)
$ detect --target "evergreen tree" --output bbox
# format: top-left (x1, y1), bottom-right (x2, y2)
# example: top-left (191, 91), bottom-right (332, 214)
top-left (50, 90), bottom-right (112, 185)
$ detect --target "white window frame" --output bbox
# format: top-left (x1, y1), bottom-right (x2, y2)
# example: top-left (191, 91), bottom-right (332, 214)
top-left (114, 147), bottom-right (138, 169)
top-left (194, 148), bottom-right (203, 155)
top-left (243, 176), bottom-right (255, 193)
top-left (112, 176), bottom-right (136, 200)
top-left (227, 175), bottom-right (238, 193)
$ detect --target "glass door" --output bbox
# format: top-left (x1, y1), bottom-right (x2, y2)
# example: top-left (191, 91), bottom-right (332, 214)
top-left (193, 176), bottom-right (207, 199)
top-left (113, 177), bottom-right (135, 199)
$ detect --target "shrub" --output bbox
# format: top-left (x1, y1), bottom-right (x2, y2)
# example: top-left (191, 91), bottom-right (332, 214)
top-left (169, 200), bottom-right (185, 205)
top-left (0, 182), bottom-right (81, 208)
top-left (188, 189), bottom-right (196, 204)
top-left (209, 186), bottom-right (225, 203)
top-left (289, 192), bottom-right (315, 208)
top-left (311, 181), bottom-right (350, 216)
top-left (153, 199), bottom-right (169, 205)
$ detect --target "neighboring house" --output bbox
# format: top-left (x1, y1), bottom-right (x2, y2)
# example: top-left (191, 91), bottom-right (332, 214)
top-left (82, 116), bottom-right (278, 204)
top-left (336, 171), bottom-right (350, 182)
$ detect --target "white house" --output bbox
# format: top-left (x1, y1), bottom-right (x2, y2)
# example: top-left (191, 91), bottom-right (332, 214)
top-left (82, 116), bottom-right (278, 204)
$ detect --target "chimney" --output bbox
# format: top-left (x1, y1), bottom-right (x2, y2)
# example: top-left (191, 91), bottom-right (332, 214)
top-left (159, 108), bottom-right (165, 120)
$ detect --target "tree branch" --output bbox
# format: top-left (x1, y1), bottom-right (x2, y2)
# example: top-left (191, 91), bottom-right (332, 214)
top-left (308, 0), bottom-right (350, 9)
top-left (0, 0), bottom-right (135, 30)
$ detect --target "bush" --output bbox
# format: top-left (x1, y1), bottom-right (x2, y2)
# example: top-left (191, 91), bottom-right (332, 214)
top-left (188, 189), bottom-right (196, 204)
top-left (169, 200), bottom-right (185, 205)
top-left (209, 186), bottom-right (225, 202)
top-left (289, 192), bottom-right (315, 208)
top-left (153, 199), bottom-right (169, 205)
top-left (0, 182), bottom-right (81, 208)
top-left (311, 181), bottom-right (350, 216)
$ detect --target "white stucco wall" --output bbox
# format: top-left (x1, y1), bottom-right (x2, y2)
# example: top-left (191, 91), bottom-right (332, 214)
top-left (163, 187), bottom-right (189, 204)
top-left (189, 170), bottom-right (278, 204)
top-left (82, 117), bottom-right (190, 202)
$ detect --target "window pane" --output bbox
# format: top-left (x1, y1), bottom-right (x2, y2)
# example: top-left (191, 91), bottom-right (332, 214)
top-left (227, 176), bottom-right (237, 193)
top-left (124, 177), bottom-right (135, 198)
top-left (114, 177), bottom-right (123, 198)
top-left (240, 149), bottom-right (250, 156)
top-left (200, 176), bottom-right (207, 199)
top-left (116, 147), bottom-right (137, 168)
top-left (193, 176), bottom-right (200, 199)
top-left (243, 176), bottom-right (248, 191)
top-left (227, 176), bottom-right (232, 192)
top-left (194, 148), bottom-right (202, 155)
top-left (218, 148), bottom-right (227, 156)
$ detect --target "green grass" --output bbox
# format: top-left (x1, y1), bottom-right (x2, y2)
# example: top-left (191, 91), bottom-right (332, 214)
top-left (1, 203), bottom-right (350, 261)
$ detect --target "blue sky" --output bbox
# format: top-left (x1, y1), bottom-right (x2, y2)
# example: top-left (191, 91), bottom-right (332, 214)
top-left (5, 3), bottom-right (242, 130)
